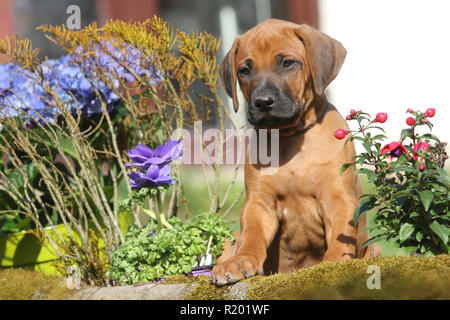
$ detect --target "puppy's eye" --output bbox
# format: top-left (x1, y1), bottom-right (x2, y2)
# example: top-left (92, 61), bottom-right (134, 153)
top-left (282, 59), bottom-right (298, 70)
top-left (238, 66), bottom-right (250, 77)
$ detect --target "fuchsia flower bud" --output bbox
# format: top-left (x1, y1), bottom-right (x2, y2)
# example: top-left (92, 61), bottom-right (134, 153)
top-left (419, 163), bottom-right (425, 171)
top-left (350, 109), bottom-right (356, 116)
top-left (425, 108), bottom-right (435, 117)
top-left (407, 108), bottom-right (414, 114)
top-left (346, 115), bottom-right (352, 120)
top-left (374, 112), bottom-right (388, 123)
top-left (406, 117), bottom-right (415, 126)
top-left (334, 129), bottom-right (348, 140)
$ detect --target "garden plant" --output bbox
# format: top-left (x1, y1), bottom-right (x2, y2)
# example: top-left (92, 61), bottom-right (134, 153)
top-left (335, 108), bottom-right (449, 256)
top-left (107, 140), bottom-right (235, 284)
top-left (0, 17), bottom-right (243, 285)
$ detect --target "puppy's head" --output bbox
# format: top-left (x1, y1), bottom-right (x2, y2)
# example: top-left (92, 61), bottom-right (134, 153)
top-left (220, 19), bottom-right (346, 129)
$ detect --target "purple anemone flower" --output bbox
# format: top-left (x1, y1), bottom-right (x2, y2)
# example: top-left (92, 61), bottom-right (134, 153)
top-left (128, 164), bottom-right (176, 189)
top-left (126, 140), bottom-right (183, 170)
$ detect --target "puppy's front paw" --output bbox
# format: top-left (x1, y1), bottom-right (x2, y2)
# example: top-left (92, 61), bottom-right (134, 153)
top-left (211, 255), bottom-right (262, 286)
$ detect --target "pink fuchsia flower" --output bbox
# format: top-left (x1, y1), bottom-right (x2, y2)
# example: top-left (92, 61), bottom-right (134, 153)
top-left (380, 141), bottom-right (409, 169)
top-left (381, 141), bottom-right (408, 157)
top-left (334, 129), bottom-right (348, 140)
top-left (406, 117), bottom-right (415, 126)
top-left (419, 163), bottom-right (425, 171)
top-left (374, 112), bottom-right (388, 123)
top-left (425, 108), bottom-right (436, 117)
top-left (412, 141), bottom-right (430, 160)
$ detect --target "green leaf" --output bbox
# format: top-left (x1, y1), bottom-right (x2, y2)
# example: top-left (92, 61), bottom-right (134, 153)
top-left (371, 134), bottom-right (387, 141)
top-left (429, 221), bottom-right (449, 244)
top-left (392, 191), bottom-right (417, 200)
top-left (399, 223), bottom-right (414, 242)
top-left (362, 142), bottom-right (372, 154)
top-left (418, 190), bottom-right (433, 211)
top-left (410, 212), bottom-right (420, 218)
top-left (350, 136), bottom-right (366, 143)
top-left (367, 125), bottom-right (386, 133)
top-left (356, 168), bottom-right (376, 183)
top-left (59, 135), bottom-right (78, 160)
top-left (394, 165), bottom-right (416, 173)
top-left (395, 195), bottom-right (410, 207)
top-left (415, 231), bottom-right (423, 242)
top-left (421, 133), bottom-right (440, 142)
top-left (400, 128), bottom-right (413, 141)
top-left (362, 233), bottom-right (388, 248)
top-left (354, 196), bottom-right (377, 226)
top-left (340, 162), bottom-right (355, 175)
top-left (435, 167), bottom-right (450, 185)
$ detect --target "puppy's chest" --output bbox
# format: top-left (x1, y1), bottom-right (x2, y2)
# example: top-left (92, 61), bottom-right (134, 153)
top-left (265, 157), bottom-right (325, 232)
top-left (261, 154), bottom-right (321, 198)
top-left (271, 191), bottom-right (326, 271)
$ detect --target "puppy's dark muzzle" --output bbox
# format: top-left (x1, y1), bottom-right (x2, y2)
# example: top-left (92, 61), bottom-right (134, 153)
top-left (248, 83), bottom-right (299, 128)
top-left (253, 96), bottom-right (275, 111)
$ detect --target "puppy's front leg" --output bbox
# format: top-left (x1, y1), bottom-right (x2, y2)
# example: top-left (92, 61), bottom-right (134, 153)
top-left (320, 187), bottom-right (360, 261)
top-left (211, 199), bottom-right (278, 285)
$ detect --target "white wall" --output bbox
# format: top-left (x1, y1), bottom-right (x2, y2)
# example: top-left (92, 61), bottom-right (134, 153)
top-left (319, 0), bottom-right (449, 168)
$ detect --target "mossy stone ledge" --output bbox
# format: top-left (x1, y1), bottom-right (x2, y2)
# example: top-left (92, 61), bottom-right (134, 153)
top-left (75, 255), bottom-right (450, 300)
top-left (2, 255), bottom-right (448, 299)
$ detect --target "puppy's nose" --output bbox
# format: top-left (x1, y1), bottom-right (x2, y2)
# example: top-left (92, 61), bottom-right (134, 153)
top-left (254, 96), bottom-right (275, 111)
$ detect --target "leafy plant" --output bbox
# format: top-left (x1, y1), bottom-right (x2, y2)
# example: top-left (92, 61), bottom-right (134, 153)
top-left (108, 212), bottom-right (235, 285)
top-left (336, 108), bottom-right (449, 256)
top-left (0, 16), bottom-right (243, 285)
top-left (111, 140), bottom-right (235, 285)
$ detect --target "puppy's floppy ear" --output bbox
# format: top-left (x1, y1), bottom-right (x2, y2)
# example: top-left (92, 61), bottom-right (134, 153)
top-left (295, 25), bottom-right (346, 96)
top-left (220, 37), bottom-right (240, 112)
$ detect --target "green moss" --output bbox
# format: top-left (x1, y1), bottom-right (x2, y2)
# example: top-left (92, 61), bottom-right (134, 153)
top-left (5, 255), bottom-right (447, 300)
top-left (0, 268), bottom-right (72, 300)
top-left (160, 275), bottom-right (229, 299)
top-left (245, 255), bottom-right (450, 299)
top-left (184, 276), bottom-right (230, 300)
top-left (162, 255), bottom-right (450, 300)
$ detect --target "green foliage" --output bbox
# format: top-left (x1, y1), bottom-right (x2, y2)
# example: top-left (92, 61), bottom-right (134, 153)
top-left (118, 185), bottom-right (168, 212)
top-left (342, 109), bottom-right (450, 256)
top-left (0, 16), bottom-right (242, 286)
top-left (107, 212), bottom-right (235, 285)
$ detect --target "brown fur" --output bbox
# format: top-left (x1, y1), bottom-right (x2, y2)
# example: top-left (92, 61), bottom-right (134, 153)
top-left (212, 19), bottom-right (380, 286)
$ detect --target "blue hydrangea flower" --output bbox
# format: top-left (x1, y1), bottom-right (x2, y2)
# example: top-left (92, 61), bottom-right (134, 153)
top-left (0, 40), bottom-right (161, 124)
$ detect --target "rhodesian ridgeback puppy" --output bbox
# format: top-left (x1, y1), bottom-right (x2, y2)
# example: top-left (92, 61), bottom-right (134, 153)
top-left (211, 19), bottom-right (380, 286)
